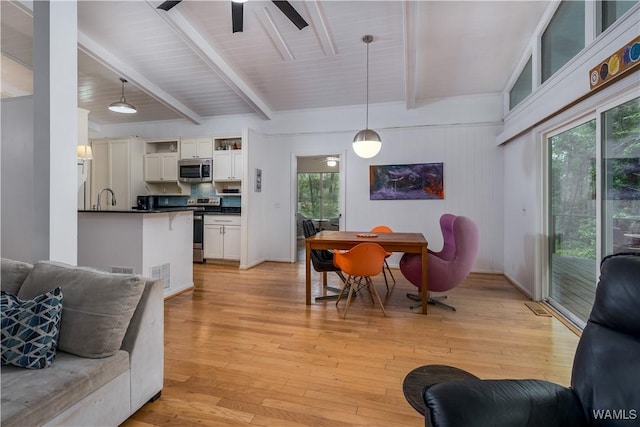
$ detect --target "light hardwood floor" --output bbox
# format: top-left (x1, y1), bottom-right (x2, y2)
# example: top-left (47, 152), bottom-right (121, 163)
top-left (123, 261), bottom-right (580, 426)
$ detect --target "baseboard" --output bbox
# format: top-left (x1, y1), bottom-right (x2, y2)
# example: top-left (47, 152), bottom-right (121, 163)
top-left (503, 273), bottom-right (534, 299)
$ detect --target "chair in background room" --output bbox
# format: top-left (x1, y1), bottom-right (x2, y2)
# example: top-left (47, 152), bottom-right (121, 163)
top-left (403, 253), bottom-right (640, 427)
top-left (302, 219), bottom-right (346, 301)
top-left (333, 243), bottom-right (390, 318)
top-left (371, 225), bottom-right (396, 292)
top-left (399, 214), bottom-right (479, 311)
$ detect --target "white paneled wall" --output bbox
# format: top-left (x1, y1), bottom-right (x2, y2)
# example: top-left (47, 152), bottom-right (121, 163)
top-left (263, 122), bottom-right (504, 273)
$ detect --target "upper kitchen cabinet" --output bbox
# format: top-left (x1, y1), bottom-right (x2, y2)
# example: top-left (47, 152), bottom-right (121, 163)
top-left (144, 139), bottom-right (189, 195)
top-left (144, 139), bottom-right (179, 182)
top-left (213, 137), bottom-right (243, 182)
top-left (90, 138), bottom-right (145, 210)
top-left (180, 137), bottom-right (213, 159)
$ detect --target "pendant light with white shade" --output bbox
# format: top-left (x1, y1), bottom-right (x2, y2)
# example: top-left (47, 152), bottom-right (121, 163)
top-left (109, 78), bottom-right (137, 114)
top-left (353, 35), bottom-right (381, 159)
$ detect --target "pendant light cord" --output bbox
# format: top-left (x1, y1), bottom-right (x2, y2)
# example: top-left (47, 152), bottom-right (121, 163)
top-left (365, 39), bottom-right (369, 130)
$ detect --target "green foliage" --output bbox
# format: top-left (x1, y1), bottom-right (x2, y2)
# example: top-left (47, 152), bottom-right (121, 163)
top-left (297, 173), bottom-right (340, 220)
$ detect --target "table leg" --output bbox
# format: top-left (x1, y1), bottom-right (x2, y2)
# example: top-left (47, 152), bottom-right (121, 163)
top-left (305, 241), bottom-right (312, 305)
top-left (421, 245), bottom-right (428, 315)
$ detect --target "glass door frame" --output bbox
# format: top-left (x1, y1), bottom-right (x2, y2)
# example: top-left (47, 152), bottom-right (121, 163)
top-left (540, 90), bottom-right (638, 328)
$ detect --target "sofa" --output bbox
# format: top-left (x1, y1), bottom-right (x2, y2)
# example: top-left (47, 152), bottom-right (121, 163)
top-left (1, 258), bottom-right (164, 427)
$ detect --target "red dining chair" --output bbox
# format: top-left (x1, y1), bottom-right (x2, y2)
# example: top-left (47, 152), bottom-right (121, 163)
top-left (400, 214), bottom-right (479, 311)
top-left (371, 225), bottom-right (396, 292)
top-left (333, 243), bottom-right (390, 318)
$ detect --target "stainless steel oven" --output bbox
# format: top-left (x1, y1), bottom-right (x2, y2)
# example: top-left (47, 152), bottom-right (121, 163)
top-left (187, 197), bottom-right (222, 263)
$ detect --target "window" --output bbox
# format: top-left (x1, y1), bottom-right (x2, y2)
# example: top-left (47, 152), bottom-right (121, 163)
top-left (541, 1), bottom-right (585, 82)
top-left (597, 0), bottom-right (638, 35)
top-left (509, 57), bottom-right (532, 109)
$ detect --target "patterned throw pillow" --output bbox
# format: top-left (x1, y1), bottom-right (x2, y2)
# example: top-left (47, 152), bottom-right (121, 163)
top-left (1, 288), bottom-right (63, 369)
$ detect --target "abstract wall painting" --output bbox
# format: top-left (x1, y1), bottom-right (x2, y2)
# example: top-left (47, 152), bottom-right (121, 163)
top-left (369, 162), bottom-right (444, 200)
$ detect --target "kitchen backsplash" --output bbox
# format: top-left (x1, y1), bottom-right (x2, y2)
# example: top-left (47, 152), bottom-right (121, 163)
top-left (153, 183), bottom-right (241, 207)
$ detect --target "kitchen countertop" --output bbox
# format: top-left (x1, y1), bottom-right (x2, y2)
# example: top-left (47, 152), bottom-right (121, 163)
top-left (78, 207), bottom-right (198, 214)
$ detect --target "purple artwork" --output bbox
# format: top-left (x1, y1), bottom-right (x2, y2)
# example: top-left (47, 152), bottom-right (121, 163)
top-left (369, 163), bottom-right (444, 200)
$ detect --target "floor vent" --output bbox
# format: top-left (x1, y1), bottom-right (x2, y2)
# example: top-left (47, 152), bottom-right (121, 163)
top-left (525, 302), bottom-right (551, 317)
top-left (151, 263), bottom-right (171, 289)
top-left (110, 266), bottom-right (135, 274)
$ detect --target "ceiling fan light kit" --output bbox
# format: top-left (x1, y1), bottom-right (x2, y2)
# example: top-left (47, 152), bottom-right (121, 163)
top-left (353, 35), bottom-right (382, 159)
top-left (326, 156), bottom-right (339, 167)
top-left (109, 78), bottom-right (137, 114)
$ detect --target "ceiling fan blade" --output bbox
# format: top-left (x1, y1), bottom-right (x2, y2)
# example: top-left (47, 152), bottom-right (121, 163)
top-left (157, 1), bottom-right (182, 11)
top-left (231, 1), bottom-right (244, 33)
top-left (271, 1), bottom-right (308, 30)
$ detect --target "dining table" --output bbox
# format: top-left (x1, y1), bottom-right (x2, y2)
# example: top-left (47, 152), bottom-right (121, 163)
top-left (305, 230), bottom-right (429, 314)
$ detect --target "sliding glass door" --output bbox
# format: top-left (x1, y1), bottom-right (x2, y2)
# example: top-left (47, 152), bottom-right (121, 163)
top-left (548, 119), bottom-right (597, 324)
top-left (547, 96), bottom-right (639, 325)
top-left (601, 97), bottom-right (640, 257)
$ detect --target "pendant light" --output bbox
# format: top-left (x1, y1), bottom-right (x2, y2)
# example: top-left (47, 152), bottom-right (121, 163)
top-left (109, 78), bottom-right (137, 114)
top-left (353, 35), bottom-right (381, 159)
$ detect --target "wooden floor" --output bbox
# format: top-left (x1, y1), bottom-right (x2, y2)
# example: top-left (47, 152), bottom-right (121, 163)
top-left (123, 261), bottom-right (580, 427)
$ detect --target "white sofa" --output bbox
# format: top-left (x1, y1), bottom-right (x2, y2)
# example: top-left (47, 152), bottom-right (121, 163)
top-left (1, 258), bottom-right (164, 427)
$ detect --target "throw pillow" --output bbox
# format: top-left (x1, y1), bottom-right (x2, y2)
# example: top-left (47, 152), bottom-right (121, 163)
top-left (17, 261), bottom-right (145, 358)
top-left (1, 288), bottom-right (63, 369)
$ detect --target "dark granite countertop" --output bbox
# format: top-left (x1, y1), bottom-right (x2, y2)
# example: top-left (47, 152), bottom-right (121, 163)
top-left (78, 207), bottom-right (197, 214)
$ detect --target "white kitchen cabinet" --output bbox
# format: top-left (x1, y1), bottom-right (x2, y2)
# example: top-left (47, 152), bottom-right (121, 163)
top-left (213, 150), bottom-right (243, 181)
top-left (144, 153), bottom-right (178, 182)
top-left (90, 138), bottom-right (144, 210)
top-left (180, 137), bottom-right (213, 159)
top-left (203, 215), bottom-right (241, 260)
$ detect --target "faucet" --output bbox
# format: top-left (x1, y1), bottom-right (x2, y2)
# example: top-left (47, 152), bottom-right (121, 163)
top-left (96, 188), bottom-right (117, 210)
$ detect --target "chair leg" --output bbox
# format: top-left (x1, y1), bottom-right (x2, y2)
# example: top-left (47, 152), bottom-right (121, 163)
top-left (385, 261), bottom-right (396, 290)
top-left (381, 267), bottom-right (390, 292)
top-left (340, 276), bottom-right (358, 319)
top-left (335, 276), bottom-right (353, 306)
top-left (367, 277), bottom-right (387, 317)
top-left (406, 293), bottom-right (456, 311)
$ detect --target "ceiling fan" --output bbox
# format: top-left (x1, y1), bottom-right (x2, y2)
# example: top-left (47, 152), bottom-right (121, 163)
top-left (157, 0), bottom-right (309, 33)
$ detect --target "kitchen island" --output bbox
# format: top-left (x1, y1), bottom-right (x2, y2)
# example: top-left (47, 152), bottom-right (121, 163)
top-left (78, 208), bottom-right (194, 298)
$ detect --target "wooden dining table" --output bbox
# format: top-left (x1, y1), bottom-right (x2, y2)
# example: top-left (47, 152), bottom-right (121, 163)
top-left (305, 230), bottom-right (429, 314)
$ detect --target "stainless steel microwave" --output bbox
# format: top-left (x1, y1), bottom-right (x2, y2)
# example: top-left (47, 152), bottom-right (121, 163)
top-left (178, 158), bottom-right (213, 182)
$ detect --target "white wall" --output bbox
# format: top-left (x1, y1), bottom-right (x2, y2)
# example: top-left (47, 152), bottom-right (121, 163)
top-left (98, 94), bottom-right (506, 274)
top-left (502, 133), bottom-right (538, 298)
top-left (243, 128), bottom-right (268, 268)
top-left (1, 97), bottom-right (35, 262)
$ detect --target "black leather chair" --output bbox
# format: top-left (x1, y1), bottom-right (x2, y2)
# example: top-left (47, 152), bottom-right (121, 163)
top-left (411, 253), bottom-right (640, 427)
top-left (302, 220), bottom-right (346, 300)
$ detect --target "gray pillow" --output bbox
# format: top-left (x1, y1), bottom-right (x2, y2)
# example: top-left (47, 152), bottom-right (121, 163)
top-left (1, 258), bottom-right (33, 295)
top-left (17, 261), bottom-right (145, 358)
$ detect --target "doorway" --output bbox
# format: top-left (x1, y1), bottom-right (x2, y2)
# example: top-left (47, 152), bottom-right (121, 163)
top-left (294, 154), bottom-right (343, 262)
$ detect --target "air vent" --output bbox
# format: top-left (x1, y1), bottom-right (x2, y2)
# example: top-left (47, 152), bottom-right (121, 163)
top-left (110, 266), bottom-right (135, 274)
top-left (151, 263), bottom-right (171, 289)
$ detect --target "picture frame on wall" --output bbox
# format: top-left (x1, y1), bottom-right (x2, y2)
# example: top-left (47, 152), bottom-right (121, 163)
top-left (255, 168), bottom-right (262, 192)
top-left (369, 162), bottom-right (444, 200)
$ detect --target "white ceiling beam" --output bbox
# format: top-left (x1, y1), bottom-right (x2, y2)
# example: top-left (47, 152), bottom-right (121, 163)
top-left (403, 0), bottom-right (417, 109)
top-left (256, 7), bottom-right (296, 61)
top-left (303, 0), bottom-right (337, 57)
top-left (78, 32), bottom-right (203, 125)
top-left (149, 2), bottom-right (273, 120)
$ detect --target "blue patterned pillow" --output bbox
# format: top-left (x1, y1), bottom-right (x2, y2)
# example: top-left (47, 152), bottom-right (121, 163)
top-left (1, 288), bottom-right (63, 369)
